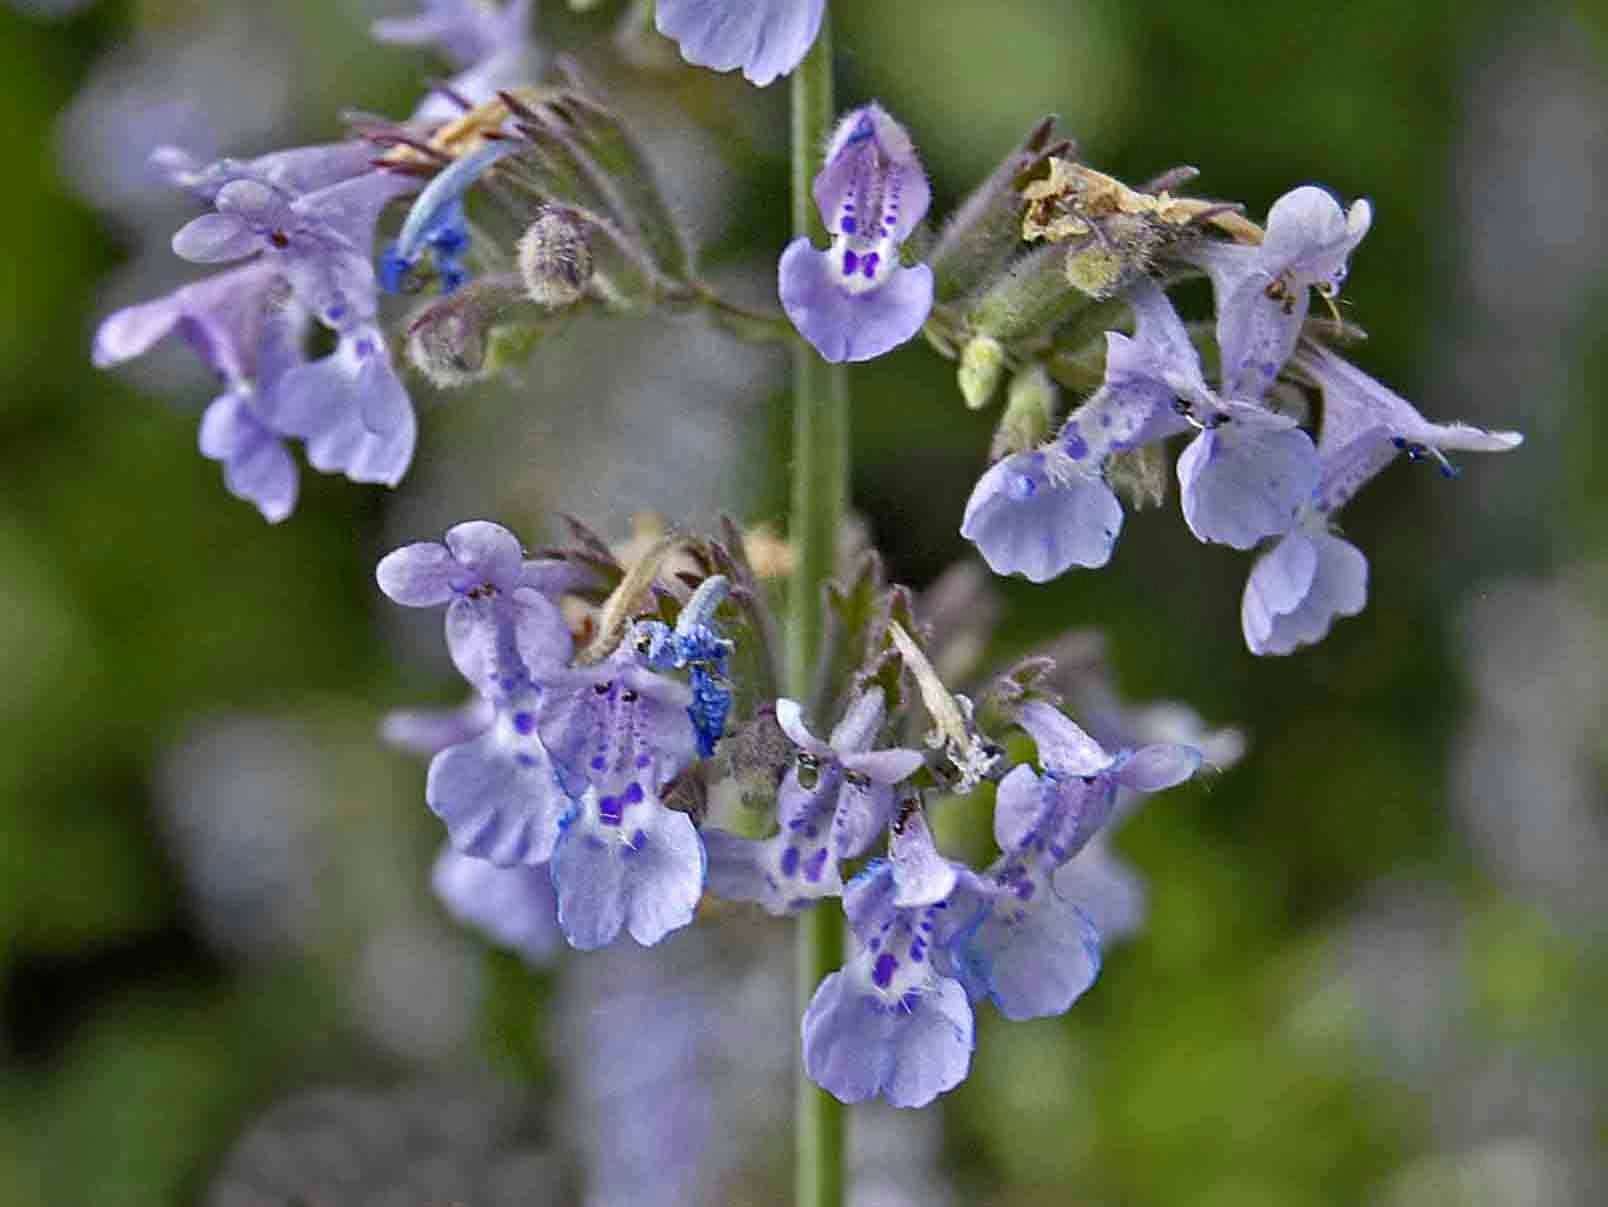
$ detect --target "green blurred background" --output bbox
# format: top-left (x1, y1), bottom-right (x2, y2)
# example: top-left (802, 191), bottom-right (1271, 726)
top-left (2, 0), bottom-right (1606, 1203)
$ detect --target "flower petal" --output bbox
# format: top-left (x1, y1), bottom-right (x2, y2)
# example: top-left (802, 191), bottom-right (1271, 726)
top-left (1241, 530), bottom-right (1368, 655)
top-left (172, 212), bottom-right (260, 263)
top-left (890, 808), bottom-right (956, 908)
top-left (775, 697), bottom-right (834, 759)
top-left (1177, 411), bottom-right (1318, 550)
top-left (961, 450), bottom-right (1123, 582)
top-left (430, 845), bottom-right (560, 964)
top-left (655, 0), bottom-right (824, 87)
top-left (1016, 701), bottom-right (1113, 777)
top-left (951, 891), bottom-right (1101, 1021)
top-left (802, 969), bottom-right (973, 1108)
top-left (444, 520), bottom-right (524, 590)
top-left (550, 788), bottom-right (704, 949)
top-left (426, 716), bottom-right (568, 867)
top-left (1116, 743), bottom-right (1201, 792)
top-left (778, 240), bottom-right (933, 364)
top-left (376, 542), bottom-right (458, 607)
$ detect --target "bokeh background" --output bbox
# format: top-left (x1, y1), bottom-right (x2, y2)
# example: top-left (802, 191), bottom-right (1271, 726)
top-left (3, 0), bottom-right (1606, 1203)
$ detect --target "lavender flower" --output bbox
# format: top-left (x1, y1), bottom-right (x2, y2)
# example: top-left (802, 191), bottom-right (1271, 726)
top-left (1187, 185), bottom-right (1373, 401)
top-left (376, 520), bottom-right (575, 696)
top-left (802, 862), bottom-right (974, 1108)
top-left (170, 172), bottom-right (412, 330)
top-left (94, 262), bottom-right (306, 521)
top-left (153, 141), bottom-right (375, 206)
top-left (705, 688), bottom-right (924, 914)
top-left (946, 701), bottom-right (1198, 1020)
top-left (543, 658), bottom-right (704, 949)
top-left (430, 844), bottom-right (561, 964)
top-left (94, 157), bottom-right (422, 513)
top-left (378, 522), bottom-right (576, 865)
top-left (959, 446), bottom-right (1125, 581)
top-left (779, 104), bottom-right (934, 363)
top-left (963, 275), bottom-right (1319, 574)
top-left (1240, 346), bottom-right (1521, 654)
top-left (655, 0), bottom-right (825, 88)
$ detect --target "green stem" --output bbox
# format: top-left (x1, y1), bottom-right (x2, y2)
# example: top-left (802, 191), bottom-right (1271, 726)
top-left (788, 12), bottom-right (848, 1207)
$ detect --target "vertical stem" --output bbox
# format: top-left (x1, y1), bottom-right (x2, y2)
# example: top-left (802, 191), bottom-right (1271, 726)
top-left (788, 11), bottom-right (848, 1207)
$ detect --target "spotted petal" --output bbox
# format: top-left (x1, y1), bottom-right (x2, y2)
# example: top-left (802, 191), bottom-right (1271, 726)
top-left (1177, 407), bottom-right (1318, 549)
top-left (961, 449), bottom-right (1123, 582)
top-left (550, 787), bottom-right (704, 950)
top-left (778, 240), bottom-right (933, 364)
top-left (802, 966), bottom-right (973, 1108)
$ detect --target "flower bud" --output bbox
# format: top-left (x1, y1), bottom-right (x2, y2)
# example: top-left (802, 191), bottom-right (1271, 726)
top-left (404, 276), bottom-right (527, 389)
top-left (517, 208), bottom-right (594, 308)
top-left (957, 335), bottom-right (1007, 410)
top-left (990, 364), bottom-right (1057, 459)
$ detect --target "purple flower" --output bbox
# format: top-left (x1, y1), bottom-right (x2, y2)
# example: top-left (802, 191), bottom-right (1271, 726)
top-left (961, 277), bottom-right (1318, 572)
top-left (430, 844), bottom-right (561, 964)
top-left (93, 262), bottom-right (305, 522)
top-left (655, 0), bottom-right (825, 88)
top-left (424, 686), bottom-right (571, 867)
top-left (172, 172), bottom-right (413, 331)
top-left (197, 389), bottom-right (299, 523)
top-left (538, 658), bottom-right (704, 949)
top-left (372, 0), bottom-right (534, 69)
top-left (704, 688), bottom-right (924, 915)
top-left (945, 702), bottom-right (1198, 1020)
top-left (1189, 185), bottom-right (1373, 401)
top-left (1115, 279), bottom-right (1319, 551)
top-left (959, 446), bottom-right (1124, 581)
top-left (378, 523), bottom-right (580, 866)
top-left (152, 141), bottom-right (375, 205)
top-left (1240, 527), bottom-right (1370, 656)
top-left (1175, 400), bottom-right (1320, 550)
top-left (94, 159), bottom-right (422, 516)
top-left (549, 775), bottom-right (705, 950)
top-left (802, 863), bottom-right (974, 1108)
top-left (376, 521), bottom-right (575, 696)
top-left (1240, 347), bottom-right (1521, 655)
top-left (779, 104), bottom-right (934, 363)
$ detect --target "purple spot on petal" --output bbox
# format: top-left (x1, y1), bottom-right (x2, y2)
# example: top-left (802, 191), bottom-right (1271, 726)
top-left (841, 216), bottom-right (857, 234)
top-left (1066, 432), bottom-right (1089, 460)
top-left (623, 782), bottom-right (644, 805)
top-left (513, 712), bottom-right (535, 735)
top-left (515, 753), bottom-right (536, 768)
top-left (780, 846), bottom-right (800, 877)
top-left (803, 848), bottom-right (829, 883)
top-left (591, 756), bottom-right (606, 771)
top-left (872, 952), bottom-right (898, 988)
top-left (599, 795), bottom-right (623, 826)
top-left (842, 249), bottom-right (859, 276)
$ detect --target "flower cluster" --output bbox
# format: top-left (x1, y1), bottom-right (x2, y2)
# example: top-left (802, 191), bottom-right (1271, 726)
top-left (379, 518), bottom-right (1227, 1106)
top-left (932, 156), bottom-right (1524, 653)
